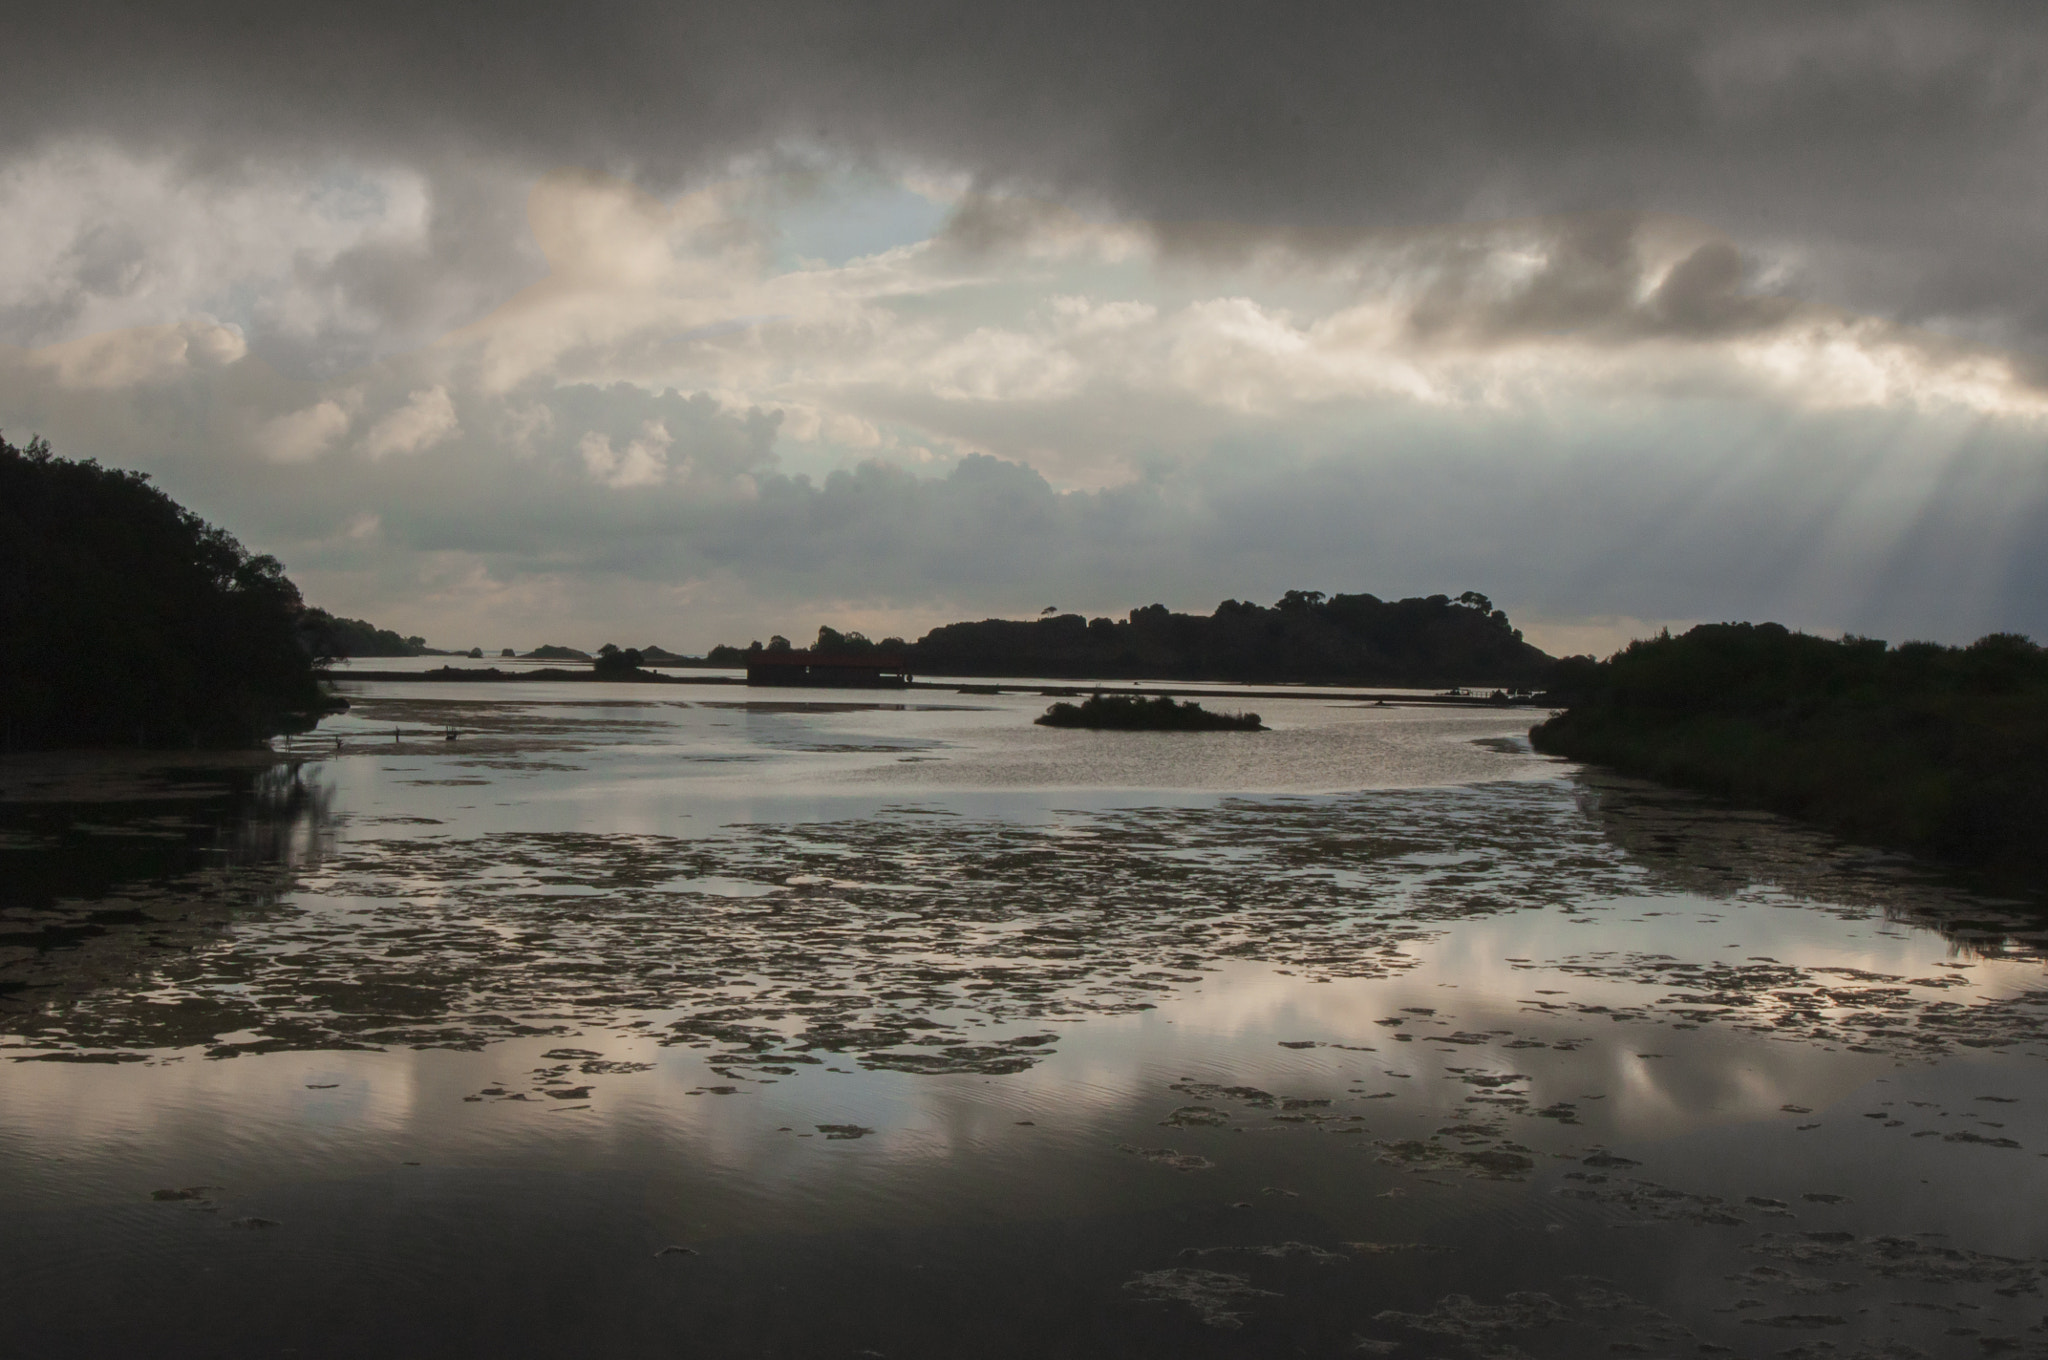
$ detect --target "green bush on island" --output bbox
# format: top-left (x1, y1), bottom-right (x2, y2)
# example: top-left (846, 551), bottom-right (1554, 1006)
top-left (1036, 693), bottom-right (1264, 731)
top-left (1530, 623), bottom-right (2048, 882)
top-left (0, 435), bottom-right (336, 749)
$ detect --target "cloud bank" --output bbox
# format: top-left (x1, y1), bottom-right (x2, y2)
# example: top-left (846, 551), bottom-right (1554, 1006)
top-left (0, 5), bottom-right (2044, 651)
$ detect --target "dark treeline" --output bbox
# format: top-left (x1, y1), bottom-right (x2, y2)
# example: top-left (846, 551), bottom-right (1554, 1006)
top-left (1, 436), bottom-right (337, 749)
top-left (301, 609), bottom-right (426, 658)
top-left (1531, 623), bottom-right (2048, 882)
top-left (710, 591), bottom-right (1554, 687)
top-left (707, 625), bottom-right (904, 666)
top-left (522, 643), bottom-right (688, 664)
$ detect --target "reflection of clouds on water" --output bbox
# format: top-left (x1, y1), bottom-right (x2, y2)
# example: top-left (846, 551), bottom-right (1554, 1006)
top-left (5, 779), bottom-right (1645, 1063)
top-left (6, 710), bottom-right (2044, 1091)
top-left (9, 688), bottom-right (2048, 1355)
top-left (1095, 952), bottom-right (1886, 1146)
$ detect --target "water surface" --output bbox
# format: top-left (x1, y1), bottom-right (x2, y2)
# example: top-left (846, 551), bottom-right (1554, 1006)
top-left (4, 681), bottom-right (2046, 1358)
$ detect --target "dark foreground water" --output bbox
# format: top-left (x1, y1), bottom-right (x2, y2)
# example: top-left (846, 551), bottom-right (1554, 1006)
top-left (5, 681), bottom-right (2048, 1359)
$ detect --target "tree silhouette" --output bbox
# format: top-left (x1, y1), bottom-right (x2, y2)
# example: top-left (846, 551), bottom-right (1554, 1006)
top-left (1, 435), bottom-right (331, 749)
top-left (593, 644), bottom-right (646, 677)
top-left (1532, 623), bottom-right (2048, 880)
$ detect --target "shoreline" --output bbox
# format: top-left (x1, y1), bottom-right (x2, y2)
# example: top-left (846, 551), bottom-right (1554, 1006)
top-left (331, 666), bottom-right (1552, 706)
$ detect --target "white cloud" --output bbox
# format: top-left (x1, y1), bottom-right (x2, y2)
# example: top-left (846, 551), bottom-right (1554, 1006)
top-left (579, 421), bottom-right (672, 488)
top-left (259, 397), bottom-right (353, 464)
top-left (3, 165), bottom-right (2047, 652)
top-left (0, 141), bottom-right (538, 374)
top-left (22, 319), bottom-right (246, 390)
top-left (424, 173), bottom-right (2048, 472)
top-left (360, 385), bottom-right (458, 460)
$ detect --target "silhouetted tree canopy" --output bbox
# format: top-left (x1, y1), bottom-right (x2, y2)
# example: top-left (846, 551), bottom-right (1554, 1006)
top-left (300, 609), bottom-right (426, 658)
top-left (1532, 623), bottom-right (2048, 882)
top-left (901, 591), bottom-right (1550, 684)
top-left (0, 435), bottom-right (332, 749)
top-left (705, 592), bottom-right (1548, 682)
top-left (593, 644), bottom-right (646, 677)
top-left (815, 625), bottom-right (875, 654)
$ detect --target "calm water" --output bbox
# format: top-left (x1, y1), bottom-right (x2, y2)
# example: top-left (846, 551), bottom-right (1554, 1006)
top-left (4, 681), bottom-right (2048, 1358)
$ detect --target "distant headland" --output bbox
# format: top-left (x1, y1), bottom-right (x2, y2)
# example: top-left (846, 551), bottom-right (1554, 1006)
top-left (345, 594), bottom-right (1566, 693)
top-left (704, 592), bottom-right (1555, 689)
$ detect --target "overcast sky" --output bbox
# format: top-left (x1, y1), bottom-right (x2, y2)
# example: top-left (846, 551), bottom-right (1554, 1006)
top-left (3, 1), bottom-right (2045, 654)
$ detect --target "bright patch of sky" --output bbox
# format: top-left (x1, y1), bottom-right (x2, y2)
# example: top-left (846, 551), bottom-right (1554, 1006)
top-left (766, 172), bottom-right (952, 271)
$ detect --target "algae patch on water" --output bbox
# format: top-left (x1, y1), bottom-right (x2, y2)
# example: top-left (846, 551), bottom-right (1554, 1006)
top-left (10, 768), bottom-right (2048, 1089)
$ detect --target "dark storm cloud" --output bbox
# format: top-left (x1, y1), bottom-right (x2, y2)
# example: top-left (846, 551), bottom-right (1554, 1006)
top-left (1400, 213), bottom-right (1801, 345)
top-left (8, 3), bottom-right (2048, 341)
top-left (249, 163), bottom-right (545, 378)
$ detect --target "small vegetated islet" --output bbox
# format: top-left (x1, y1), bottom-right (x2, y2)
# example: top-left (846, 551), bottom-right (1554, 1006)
top-left (1036, 693), bottom-right (1264, 731)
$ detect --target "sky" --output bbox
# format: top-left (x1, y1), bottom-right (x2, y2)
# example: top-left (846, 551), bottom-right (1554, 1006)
top-left (3, 1), bottom-right (2046, 657)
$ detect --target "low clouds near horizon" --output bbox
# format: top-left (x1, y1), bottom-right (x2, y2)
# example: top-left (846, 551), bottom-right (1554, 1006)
top-left (2, 3), bottom-right (2045, 655)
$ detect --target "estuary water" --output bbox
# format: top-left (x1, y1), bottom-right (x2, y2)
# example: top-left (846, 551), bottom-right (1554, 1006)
top-left (4, 680), bottom-right (2048, 1359)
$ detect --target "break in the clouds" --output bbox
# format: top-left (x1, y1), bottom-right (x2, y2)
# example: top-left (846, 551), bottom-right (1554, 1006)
top-left (1, 4), bottom-right (2045, 653)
